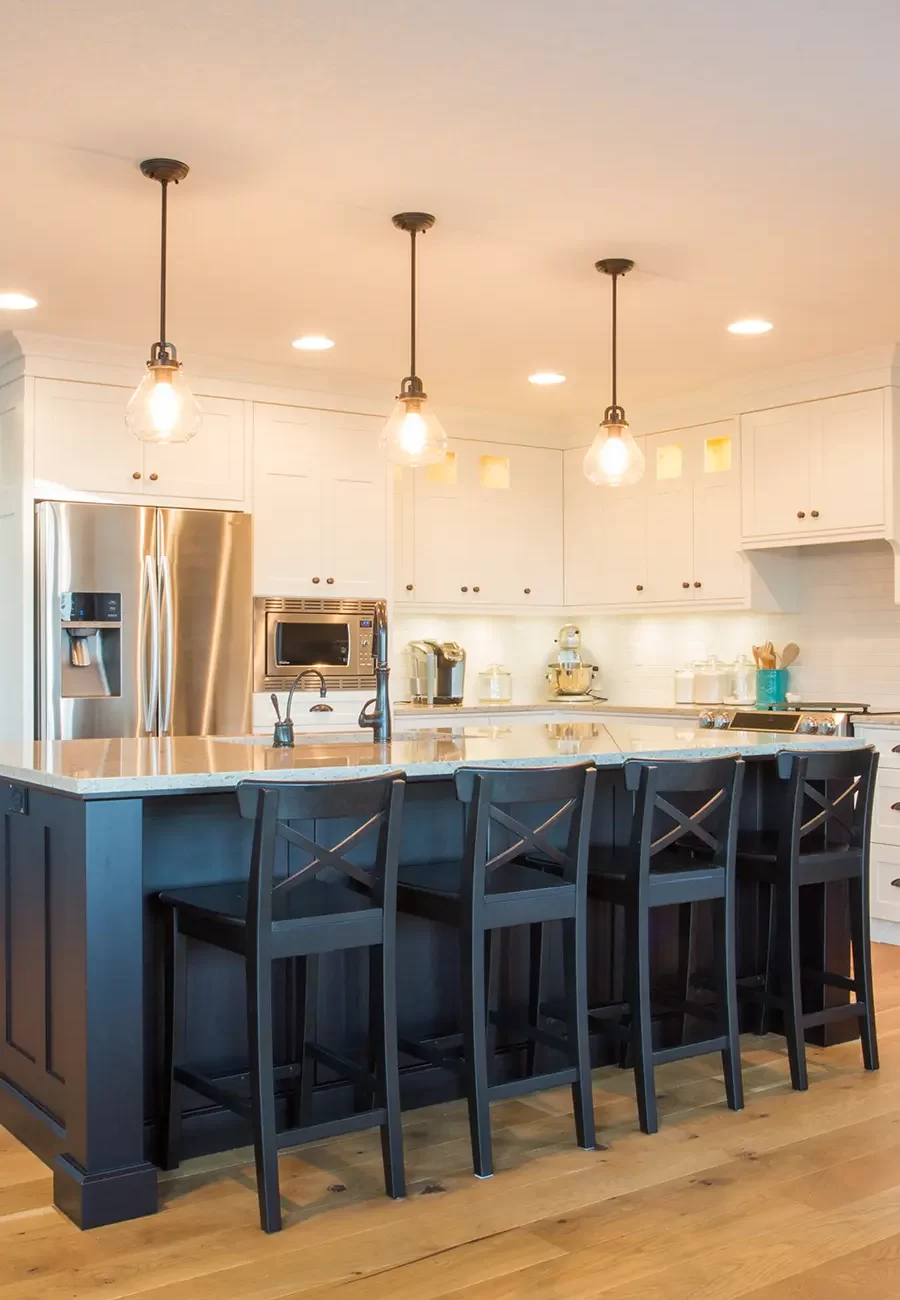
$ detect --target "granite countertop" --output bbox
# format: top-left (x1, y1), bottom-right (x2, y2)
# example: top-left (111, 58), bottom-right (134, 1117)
top-left (0, 719), bottom-right (866, 797)
top-left (394, 702), bottom-right (704, 718)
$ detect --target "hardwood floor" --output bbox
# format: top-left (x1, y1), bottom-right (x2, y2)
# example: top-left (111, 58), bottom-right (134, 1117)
top-left (3, 947), bottom-right (900, 1299)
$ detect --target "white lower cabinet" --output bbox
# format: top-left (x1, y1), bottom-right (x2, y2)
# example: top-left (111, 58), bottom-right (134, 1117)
top-left (33, 377), bottom-right (247, 504)
top-left (253, 403), bottom-right (387, 599)
top-left (871, 844), bottom-right (900, 926)
top-left (848, 727), bottom-right (900, 939)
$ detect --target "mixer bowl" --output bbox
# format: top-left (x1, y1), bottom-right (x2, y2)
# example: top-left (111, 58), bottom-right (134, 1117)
top-left (548, 664), bottom-right (596, 695)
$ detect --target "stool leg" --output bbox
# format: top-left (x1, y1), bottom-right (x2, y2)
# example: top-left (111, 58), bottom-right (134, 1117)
top-left (158, 908), bottom-right (186, 1171)
top-left (526, 922), bottom-right (544, 1076)
top-left (778, 881), bottom-right (809, 1092)
top-left (562, 915), bottom-right (596, 1150)
top-left (298, 955), bottom-right (318, 1124)
top-left (484, 929), bottom-right (497, 1068)
top-left (461, 920), bottom-right (493, 1177)
top-left (246, 948), bottom-right (281, 1233)
top-left (758, 884), bottom-right (776, 1036)
top-left (627, 899), bottom-right (658, 1135)
top-left (677, 902), bottom-right (695, 1046)
top-left (713, 895), bottom-right (744, 1113)
top-left (374, 940), bottom-right (406, 1197)
top-left (849, 873), bottom-right (879, 1072)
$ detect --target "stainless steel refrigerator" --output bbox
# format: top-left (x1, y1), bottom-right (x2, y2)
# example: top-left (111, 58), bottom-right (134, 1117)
top-left (35, 501), bottom-right (252, 740)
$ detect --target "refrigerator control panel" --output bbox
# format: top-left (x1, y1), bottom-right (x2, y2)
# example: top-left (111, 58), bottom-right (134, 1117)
top-left (60, 592), bottom-right (121, 624)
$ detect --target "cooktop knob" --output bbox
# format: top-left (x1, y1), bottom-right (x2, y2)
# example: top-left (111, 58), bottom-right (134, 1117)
top-left (818, 718), bottom-right (837, 736)
top-left (797, 717), bottom-right (818, 734)
top-left (699, 711), bottom-right (715, 728)
top-left (713, 712), bottom-right (730, 729)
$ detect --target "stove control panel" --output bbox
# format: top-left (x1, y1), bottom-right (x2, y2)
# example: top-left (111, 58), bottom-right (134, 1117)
top-left (698, 710), bottom-right (847, 736)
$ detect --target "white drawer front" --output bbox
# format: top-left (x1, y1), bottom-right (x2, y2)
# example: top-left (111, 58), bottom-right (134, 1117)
top-left (873, 768), bottom-right (900, 846)
top-left (871, 843), bottom-right (900, 923)
top-left (853, 727), bottom-right (900, 768)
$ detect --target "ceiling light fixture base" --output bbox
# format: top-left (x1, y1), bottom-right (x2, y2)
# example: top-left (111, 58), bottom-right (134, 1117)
top-left (398, 375), bottom-right (426, 401)
top-left (595, 257), bottom-right (634, 278)
top-left (140, 158), bottom-right (190, 185)
top-left (392, 212), bottom-right (436, 234)
top-left (602, 405), bottom-right (628, 427)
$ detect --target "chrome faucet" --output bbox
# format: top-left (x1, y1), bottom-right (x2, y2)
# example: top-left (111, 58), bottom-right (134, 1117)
top-left (272, 669), bottom-right (331, 747)
top-left (358, 601), bottom-right (392, 743)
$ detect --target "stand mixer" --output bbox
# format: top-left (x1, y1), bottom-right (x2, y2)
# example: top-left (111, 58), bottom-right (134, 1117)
top-left (546, 624), bottom-right (604, 699)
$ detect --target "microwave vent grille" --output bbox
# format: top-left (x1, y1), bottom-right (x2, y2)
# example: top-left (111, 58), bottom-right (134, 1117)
top-left (262, 673), bottom-right (375, 693)
top-left (259, 597), bottom-right (377, 615)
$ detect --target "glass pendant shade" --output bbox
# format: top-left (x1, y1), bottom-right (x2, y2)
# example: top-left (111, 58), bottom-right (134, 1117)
top-left (379, 395), bottom-right (447, 467)
top-left (583, 418), bottom-right (645, 487)
top-left (126, 362), bottom-right (202, 443)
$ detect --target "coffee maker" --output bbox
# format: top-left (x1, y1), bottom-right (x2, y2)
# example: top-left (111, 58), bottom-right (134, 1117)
top-left (405, 640), bottom-right (466, 705)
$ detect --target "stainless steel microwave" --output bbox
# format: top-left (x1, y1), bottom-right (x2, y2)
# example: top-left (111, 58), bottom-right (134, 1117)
top-left (253, 597), bottom-right (378, 691)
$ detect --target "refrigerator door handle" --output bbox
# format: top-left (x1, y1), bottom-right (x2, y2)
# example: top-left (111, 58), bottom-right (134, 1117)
top-left (141, 554), bottom-right (160, 734)
top-left (36, 501), bottom-right (62, 741)
top-left (159, 552), bottom-right (175, 734)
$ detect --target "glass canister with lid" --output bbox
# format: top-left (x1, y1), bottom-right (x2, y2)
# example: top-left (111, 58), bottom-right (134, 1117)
top-left (693, 656), bottom-right (734, 704)
top-left (477, 663), bottom-right (513, 703)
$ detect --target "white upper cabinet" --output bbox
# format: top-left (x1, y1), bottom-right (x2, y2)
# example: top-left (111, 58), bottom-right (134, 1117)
top-left (741, 390), bottom-right (885, 544)
top-left (33, 378), bottom-right (246, 505)
top-left (401, 440), bottom-right (564, 607)
top-left (565, 419), bottom-right (790, 610)
top-left (253, 403), bottom-right (387, 599)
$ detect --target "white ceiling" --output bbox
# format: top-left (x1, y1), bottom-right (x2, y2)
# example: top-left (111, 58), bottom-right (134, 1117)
top-left (3, 0), bottom-right (900, 429)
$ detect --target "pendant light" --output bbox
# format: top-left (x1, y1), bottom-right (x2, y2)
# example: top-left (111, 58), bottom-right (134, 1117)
top-left (583, 257), bottom-right (645, 487)
top-left (380, 212), bottom-right (448, 467)
top-left (126, 159), bottom-right (201, 444)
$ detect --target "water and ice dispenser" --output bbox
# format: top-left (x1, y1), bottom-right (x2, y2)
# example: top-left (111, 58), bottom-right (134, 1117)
top-left (59, 592), bottom-right (122, 699)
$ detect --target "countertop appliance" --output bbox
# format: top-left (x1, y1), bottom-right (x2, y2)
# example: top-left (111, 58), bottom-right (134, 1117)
top-left (36, 500), bottom-right (251, 740)
top-left (547, 624), bottom-right (602, 698)
top-left (697, 704), bottom-right (862, 736)
top-left (406, 639), bottom-right (466, 705)
top-left (253, 597), bottom-right (378, 693)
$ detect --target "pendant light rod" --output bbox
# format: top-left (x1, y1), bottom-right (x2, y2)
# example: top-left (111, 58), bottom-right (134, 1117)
top-left (140, 159), bottom-right (189, 362)
top-left (392, 212), bottom-right (435, 388)
top-left (595, 257), bottom-right (634, 420)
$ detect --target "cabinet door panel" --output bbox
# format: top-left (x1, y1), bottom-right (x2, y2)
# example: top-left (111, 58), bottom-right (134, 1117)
top-left (809, 389), bottom-right (884, 532)
top-left (252, 405), bottom-right (324, 596)
top-left (693, 474), bottom-right (745, 600)
top-left (319, 411), bottom-right (387, 598)
top-left (34, 379), bottom-right (141, 496)
top-left (412, 495), bottom-right (476, 603)
top-left (144, 396), bottom-right (245, 502)
top-left (741, 406), bottom-right (811, 537)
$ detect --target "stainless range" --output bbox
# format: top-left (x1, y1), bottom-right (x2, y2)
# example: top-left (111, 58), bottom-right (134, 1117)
top-left (697, 703), bottom-right (869, 737)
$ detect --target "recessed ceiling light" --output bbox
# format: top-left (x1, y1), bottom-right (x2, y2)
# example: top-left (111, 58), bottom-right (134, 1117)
top-left (0, 292), bottom-right (38, 310)
top-left (528, 371), bottom-right (566, 385)
top-left (292, 335), bottom-right (335, 351)
top-left (727, 318), bottom-right (773, 335)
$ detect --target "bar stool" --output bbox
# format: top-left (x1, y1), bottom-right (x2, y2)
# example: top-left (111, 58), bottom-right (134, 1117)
top-left (536, 755), bottom-right (745, 1136)
top-left (395, 762), bottom-right (598, 1179)
top-left (737, 746), bottom-right (879, 1092)
top-left (156, 771), bottom-right (407, 1233)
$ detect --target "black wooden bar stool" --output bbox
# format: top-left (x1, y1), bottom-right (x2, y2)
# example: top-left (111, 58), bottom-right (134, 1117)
top-left (736, 746), bottom-right (879, 1092)
top-left (536, 755), bottom-right (745, 1135)
top-left (395, 762), bottom-right (598, 1179)
top-left (156, 771), bottom-right (407, 1233)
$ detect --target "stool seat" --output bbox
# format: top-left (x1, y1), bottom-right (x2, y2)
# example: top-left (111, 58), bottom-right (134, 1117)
top-left (587, 846), bottom-right (726, 905)
top-left (399, 858), bottom-right (576, 927)
top-left (734, 829), bottom-right (856, 886)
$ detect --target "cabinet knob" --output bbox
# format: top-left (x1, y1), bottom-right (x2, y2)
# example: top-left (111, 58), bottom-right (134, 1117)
top-left (797, 510), bottom-right (806, 519)
top-left (405, 584), bottom-right (414, 592)
top-left (461, 586), bottom-right (468, 593)
top-left (326, 577), bottom-right (335, 585)
top-left (132, 471), bottom-right (142, 480)
top-left (524, 587), bottom-right (531, 595)
top-left (312, 577), bottom-right (321, 584)
top-left (149, 472), bottom-right (159, 482)
top-left (682, 581), bottom-right (690, 589)
top-left (693, 581), bottom-right (702, 588)
top-left (811, 509), bottom-right (819, 518)
top-left (473, 586), bottom-right (481, 593)
top-left (636, 584), bottom-right (643, 592)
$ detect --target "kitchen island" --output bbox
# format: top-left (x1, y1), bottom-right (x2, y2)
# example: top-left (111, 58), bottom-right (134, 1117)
top-left (0, 720), bottom-right (865, 1228)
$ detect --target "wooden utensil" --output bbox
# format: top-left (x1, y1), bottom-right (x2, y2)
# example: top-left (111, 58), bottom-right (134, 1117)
top-left (779, 642), bottom-right (800, 668)
top-left (752, 645), bottom-right (761, 668)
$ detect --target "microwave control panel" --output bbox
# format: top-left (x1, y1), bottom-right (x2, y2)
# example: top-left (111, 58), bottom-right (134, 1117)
top-left (358, 618), bottom-right (374, 669)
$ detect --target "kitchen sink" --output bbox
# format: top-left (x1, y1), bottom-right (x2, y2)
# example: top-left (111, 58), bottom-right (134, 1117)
top-left (214, 730), bottom-right (454, 746)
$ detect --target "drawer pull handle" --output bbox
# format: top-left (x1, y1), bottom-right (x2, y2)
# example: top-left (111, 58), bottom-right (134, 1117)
top-left (892, 745), bottom-right (900, 754)
top-left (891, 879), bottom-right (900, 889)
top-left (891, 803), bottom-right (900, 812)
